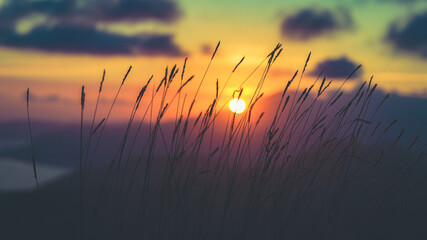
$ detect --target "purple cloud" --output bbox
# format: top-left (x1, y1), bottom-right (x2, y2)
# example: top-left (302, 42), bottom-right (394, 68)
top-left (281, 8), bottom-right (353, 40)
top-left (0, 0), bottom-right (184, 55)
top-left (310, 57), bottom-right (362, 79)
top-left (0, 25), bottom-right (184, 55)
top-left (386, 11), bottom-right (427, 58)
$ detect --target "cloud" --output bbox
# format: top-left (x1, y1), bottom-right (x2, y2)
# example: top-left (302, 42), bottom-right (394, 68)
top-left (0, 0), bottom-right (180, 23)
top-left (0, 0), bottom-right (78, 30)
top-left (386, 11), bottom-right (427, 58)
top-left (0, 0), bottom-right (184, 55)
top-left (309, 57), bottom-right (362, 79)
top-left (22, 92), bottom-right (66, 103)
top-left (0, 25), bottom-right (184, 55)
top-left (281, 8), bottom-right (353, 40)
top-left (101, 0), bottom-right (180, 23)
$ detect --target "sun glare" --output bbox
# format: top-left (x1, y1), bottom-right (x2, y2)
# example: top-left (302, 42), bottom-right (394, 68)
top-left (229, 98), bottom-right (246, 114)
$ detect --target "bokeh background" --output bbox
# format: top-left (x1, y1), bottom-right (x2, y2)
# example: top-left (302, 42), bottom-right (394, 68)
top-left (1, 0), bottom-right (427, 191)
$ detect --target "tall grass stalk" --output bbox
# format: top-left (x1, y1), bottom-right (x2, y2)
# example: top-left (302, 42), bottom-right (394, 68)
top-left (26, 88), bottom-right (38, 190)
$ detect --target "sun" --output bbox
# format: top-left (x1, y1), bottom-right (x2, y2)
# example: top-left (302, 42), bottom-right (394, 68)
top-left (229, 98), bottom-right (246, 114)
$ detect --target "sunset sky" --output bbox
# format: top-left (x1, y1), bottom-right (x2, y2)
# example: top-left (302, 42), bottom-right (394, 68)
top-left (1, 0), bottom-right (427, 122)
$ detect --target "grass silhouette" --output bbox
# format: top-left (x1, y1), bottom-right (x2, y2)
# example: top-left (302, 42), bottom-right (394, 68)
top-left (25, 43), bottom-right (426, 240)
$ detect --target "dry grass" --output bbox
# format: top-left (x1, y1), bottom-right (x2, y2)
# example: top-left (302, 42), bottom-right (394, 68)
top-left (26, 43), bottom-right (426, 239)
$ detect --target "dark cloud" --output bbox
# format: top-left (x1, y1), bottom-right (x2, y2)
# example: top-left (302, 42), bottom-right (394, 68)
top-left (0, 0), bottom-right (180, 23)
top-left (0, 0), bottom-right (183, 55)
top-left (386, 12), bottom-right (427, 58)
top-left (310, 57), bottom-right (361, 79)
top-left (0, 25), bottom-right (183, 55)
top-left (281, 8), bottom-right (352, 40)
top-left (0, 0), bottom-right (75, 23)
top-left (101, 0), bottom-right (180, 23)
